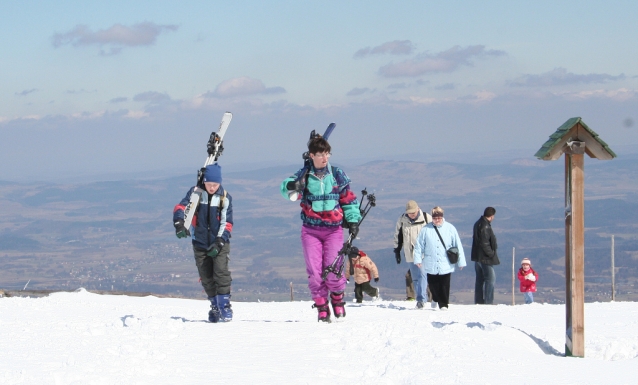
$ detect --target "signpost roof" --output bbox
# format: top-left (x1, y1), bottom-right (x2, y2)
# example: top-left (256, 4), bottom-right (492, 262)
top-left (535, 117), bottom-right (617, 161)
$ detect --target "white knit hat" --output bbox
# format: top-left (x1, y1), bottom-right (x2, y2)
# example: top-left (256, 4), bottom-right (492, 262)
top-left (521, 258), bottom-right (531, 266)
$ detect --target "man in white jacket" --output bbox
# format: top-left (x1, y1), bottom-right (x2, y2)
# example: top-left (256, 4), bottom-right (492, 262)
top-left (393, 200), bottom-right (432, 308)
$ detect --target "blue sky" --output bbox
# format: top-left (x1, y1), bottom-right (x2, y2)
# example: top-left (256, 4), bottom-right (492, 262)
top-left (2, 1), bottom-right (637, 180)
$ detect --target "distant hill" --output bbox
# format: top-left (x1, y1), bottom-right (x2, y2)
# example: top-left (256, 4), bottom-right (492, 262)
top-left (1, 156), bottom-right (637, 303)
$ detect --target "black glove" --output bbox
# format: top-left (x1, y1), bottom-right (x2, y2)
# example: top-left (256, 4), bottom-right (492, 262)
top-left (348, 223), bottom-right (359, 237)
top-left (174, 220), bottom-right (190, 238)
top-left (374, 277), bottom-right (379, 283)
top-left (393, 247), bottom-right (401, 264)
top-left (347, 246), bottom-right (360, 259)
top-left (207, 237), bottom-right (225, 257)
top-left (286, 180), bottom-right (302, 191)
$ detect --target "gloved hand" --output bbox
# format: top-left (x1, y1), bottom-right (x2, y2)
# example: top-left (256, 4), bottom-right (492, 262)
top-left (374, 277), bottom-right (379, 283)
top-left (346, 279), bottom-right (350, 283)
top-left (348, 246), bottom-right (360, 259)
top-left (286, 180), bottom-right (302, 191)
top-left (526, 274), bottom-right (536, 282)
top-left (393, 247), bottom-right (401, 264)
top-left (174, 220), bottom-right (190, 238)
top-left (207, 237), bottom-right (225, 257)
top-left (348, 222), bottom-right (359, 237)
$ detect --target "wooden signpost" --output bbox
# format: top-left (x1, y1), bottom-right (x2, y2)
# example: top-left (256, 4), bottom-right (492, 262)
top-left (535, 117), bottom-right (616, 357)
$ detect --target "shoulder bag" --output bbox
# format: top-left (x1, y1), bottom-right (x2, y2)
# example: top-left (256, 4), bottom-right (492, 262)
top-left (433, 226), bottom-right (459, 264)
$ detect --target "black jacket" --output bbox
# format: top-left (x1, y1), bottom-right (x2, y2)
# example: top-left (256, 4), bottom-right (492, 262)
top-left (471, 216), bottom-right (499, 265)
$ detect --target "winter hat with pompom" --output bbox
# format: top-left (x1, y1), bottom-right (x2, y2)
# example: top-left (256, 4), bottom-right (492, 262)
top-left (521, 258), bottom-right (531, 266)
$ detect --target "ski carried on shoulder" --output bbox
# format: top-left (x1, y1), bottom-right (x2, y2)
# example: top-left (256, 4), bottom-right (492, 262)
top-left (183, 112), bottom-right (233, 228)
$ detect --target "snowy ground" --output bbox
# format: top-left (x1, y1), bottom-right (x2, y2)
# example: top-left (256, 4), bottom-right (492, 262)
top-left (1, 289), bottom-right (637, 385)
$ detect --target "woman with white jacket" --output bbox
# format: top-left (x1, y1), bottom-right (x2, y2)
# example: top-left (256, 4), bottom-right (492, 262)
top-left (413, 206), bottom-right (466, 310)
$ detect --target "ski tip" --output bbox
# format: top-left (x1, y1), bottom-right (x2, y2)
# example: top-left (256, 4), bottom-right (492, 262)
top-left (324, 123), bottom-right (336, 140)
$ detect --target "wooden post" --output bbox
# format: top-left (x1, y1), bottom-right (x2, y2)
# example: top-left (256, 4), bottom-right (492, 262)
top-left (611, 235), bottom-right (615, 302)
top-left (565, 152), bottom-right (585, 357)
top-left (535, 118), bottom-right (616, 359)
top-left (512, 247), bottom-right (515, 305)
top-left (290, 282), bottom-right (294, 301)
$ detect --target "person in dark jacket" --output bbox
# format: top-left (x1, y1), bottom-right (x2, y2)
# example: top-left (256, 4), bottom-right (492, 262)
top-left (471, 206), bottom-right (499, 304)
top-left (173, 163), bottom-right (234, 323)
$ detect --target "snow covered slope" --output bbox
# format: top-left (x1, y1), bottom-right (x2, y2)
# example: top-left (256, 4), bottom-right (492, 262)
top-left (1, 289), bottom-right (636, 384)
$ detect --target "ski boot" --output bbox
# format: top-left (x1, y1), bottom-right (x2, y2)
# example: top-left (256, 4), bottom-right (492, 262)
top-left (208, 297), bottom-right (221, 323)
top-left (215, 294), bottom-right (233, 322)
top-left (312, 297), bottom-right (331, 323)
top-left (330, 291), bottom-right (346, 319)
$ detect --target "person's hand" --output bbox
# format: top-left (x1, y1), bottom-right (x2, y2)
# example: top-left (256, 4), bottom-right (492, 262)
top-left (207, 237), bottom-right (225, 257)
top-left (393, 247), bottom-right (401, 264)
top-left (174, 220), bottom-right (190, 238)
top-left (348, 223), bottom-right (359, 237)
top-left (416, 263), bottom-right (422, 268)
top-left (526, 274), bottom-right (536, 282)
top-left (374, 277), bottom-right (379, 283)
top-left (286, 180), bottom-right (302, 191)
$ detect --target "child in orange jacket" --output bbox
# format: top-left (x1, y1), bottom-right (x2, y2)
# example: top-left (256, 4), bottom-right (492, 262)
top-left (517, 258), bottom-right (538, 304)
top-left (345, 248), bottom-right (380, 303)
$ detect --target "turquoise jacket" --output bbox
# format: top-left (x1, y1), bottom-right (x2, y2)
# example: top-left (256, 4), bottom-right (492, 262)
top-left (413, 220), bottom-right (466, 274)
top-left (281, 163), bottom-right (361, 227)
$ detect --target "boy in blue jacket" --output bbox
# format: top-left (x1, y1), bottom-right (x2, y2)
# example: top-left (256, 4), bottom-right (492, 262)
top-left (173, 163), bottom-right (234, 322)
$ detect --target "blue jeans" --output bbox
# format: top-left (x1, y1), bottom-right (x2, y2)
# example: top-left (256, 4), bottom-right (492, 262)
top-left (523, 292), bottom-right (534, 304)
top-left (409, 263), bottom-right (428, 303)
top-left (474, 262), bottom-right (496, 304)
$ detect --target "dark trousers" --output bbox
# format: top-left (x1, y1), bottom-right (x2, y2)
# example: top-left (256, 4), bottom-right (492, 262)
top-left (354, 281), bottom-right (378, 302)
top-left (427, 273), bottom-right (451, 308)
top-left (193, 243), bottom-right (232, 297)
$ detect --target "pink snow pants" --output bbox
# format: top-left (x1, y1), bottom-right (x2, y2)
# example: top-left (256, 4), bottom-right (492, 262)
top-left (301, 224), bottom-right (346, 299)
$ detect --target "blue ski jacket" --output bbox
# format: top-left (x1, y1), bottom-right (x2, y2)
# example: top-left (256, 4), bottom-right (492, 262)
top-left (413, 220), bottom-right (466, 275)
top-left (173, 185), bottom-right (233, 250)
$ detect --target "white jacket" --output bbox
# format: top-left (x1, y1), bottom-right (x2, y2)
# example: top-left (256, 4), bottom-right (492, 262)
top-left (393, 210), bottom-right (431, 263)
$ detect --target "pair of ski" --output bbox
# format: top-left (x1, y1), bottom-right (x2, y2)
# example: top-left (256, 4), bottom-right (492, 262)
top-left (182, 114), bottom-right (337, 232)
top-left (182, 112), bottom-right (233, 228)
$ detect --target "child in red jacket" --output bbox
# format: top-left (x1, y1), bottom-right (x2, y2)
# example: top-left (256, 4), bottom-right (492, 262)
top-left (517, 258), bottom-right (538, 304)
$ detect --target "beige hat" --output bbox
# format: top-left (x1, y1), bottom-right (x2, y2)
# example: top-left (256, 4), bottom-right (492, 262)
top-left (521, 258), bottom-right (531, 266)
top-left (405, 200), bottom-right (419, 214)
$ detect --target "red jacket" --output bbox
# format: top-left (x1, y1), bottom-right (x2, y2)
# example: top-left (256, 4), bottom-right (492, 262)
top-left (517, 267), bottom-right (538, 293)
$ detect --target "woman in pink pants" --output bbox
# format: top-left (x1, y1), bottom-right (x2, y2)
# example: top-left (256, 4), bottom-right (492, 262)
top-left (281, 135), bottom-right (361, 322)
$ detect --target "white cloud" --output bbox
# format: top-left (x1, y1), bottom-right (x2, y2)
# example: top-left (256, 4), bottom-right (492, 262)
top-left (205, 77), bottom-right (286, 98)
top-left (52, 22), bottom-right (179, 55)
top-left (354, 40), bottom-right (414, 58)
top-left (379, 45), bottom-right (506, 78)
top-left (509, 68), bottom-right (626, 87)
top-left (560, 88), bottom-right (636, 101)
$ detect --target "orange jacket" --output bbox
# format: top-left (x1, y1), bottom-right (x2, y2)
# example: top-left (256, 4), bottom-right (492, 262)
top-left (345, 251), bottom-right (379, 284)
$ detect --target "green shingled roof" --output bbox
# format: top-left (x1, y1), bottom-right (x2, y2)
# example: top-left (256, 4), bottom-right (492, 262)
top-left (534, 117), bottom-right (617, 160)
